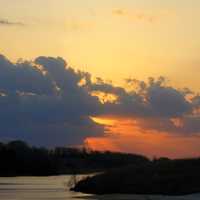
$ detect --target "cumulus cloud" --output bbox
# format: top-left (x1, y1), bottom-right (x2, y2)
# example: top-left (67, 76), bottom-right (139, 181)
top-left (89, 77), bottom-right (200, 135)
top-left (0, 54), bottom-right (200, 148)
top-left (0, 55), bottom-right (54, 95)
top-left (0, 55), bottom-right (103, 147)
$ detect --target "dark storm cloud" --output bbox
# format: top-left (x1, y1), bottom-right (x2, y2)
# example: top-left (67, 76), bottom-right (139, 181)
top-left (90, 77), bottom-right (191, 118)
top-left (0, 55), bottom-right (54, 95)
top-left (92, 77), bottom-right (190, 116)
top-left (0, 54), bottom-right (200, 147)
top-left (146, 82), bottom-right (191, 118)
top-left (90, 77), bottom-right (200, 135)
top-left (0, 55), bottom-right (102, 147)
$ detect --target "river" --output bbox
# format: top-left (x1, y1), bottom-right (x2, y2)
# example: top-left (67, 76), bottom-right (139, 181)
top-left (0, 176), bottom-right (199, 200)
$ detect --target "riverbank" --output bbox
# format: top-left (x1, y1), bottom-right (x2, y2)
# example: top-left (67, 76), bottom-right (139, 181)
top-left (73, 158), bottom-right (200, 195)
top-left (81, 194), bottom-right (200, 200)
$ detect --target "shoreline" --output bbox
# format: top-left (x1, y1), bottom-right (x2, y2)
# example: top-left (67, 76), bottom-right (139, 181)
top-left (80, 194), bottom-right (200, 200)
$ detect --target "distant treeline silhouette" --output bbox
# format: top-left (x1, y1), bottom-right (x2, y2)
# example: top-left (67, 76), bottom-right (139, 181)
top-left (0, 140), bottom-right (149, 176)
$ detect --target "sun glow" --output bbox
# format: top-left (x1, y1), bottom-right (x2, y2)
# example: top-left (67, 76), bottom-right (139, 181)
top-left (87, 116), bottom-right (200, 158)
top-left (90, 91), bottom-right (118, 104)
top-left (91, 116), bottom-right (116, 126)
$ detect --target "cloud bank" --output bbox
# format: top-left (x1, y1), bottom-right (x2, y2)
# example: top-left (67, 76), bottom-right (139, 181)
top-left (0, 55), bottom-right (103, 146)
top-left (0, 54), bottom-right (200, 148)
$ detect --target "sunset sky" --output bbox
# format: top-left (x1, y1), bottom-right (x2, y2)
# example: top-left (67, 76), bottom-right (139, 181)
top-left (0, 0), bottom-right (200, 158)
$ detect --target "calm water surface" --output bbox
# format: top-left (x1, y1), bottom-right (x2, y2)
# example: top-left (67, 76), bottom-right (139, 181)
top-left (0, 176), bottom-right (199, 200)
top-left (0, 175), bottom-right (91, 200)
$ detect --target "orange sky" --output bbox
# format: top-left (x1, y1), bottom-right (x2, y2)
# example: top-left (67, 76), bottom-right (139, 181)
top-left (1, 1), bottom-right (200, 91)
top-left (86, 117), bottom-right (200, 158)
top-left (1, 0), bottom-right (200, 158)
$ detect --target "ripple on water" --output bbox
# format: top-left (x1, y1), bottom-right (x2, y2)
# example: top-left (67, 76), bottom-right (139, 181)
top-left (0, 176), bottom-right (199, 200)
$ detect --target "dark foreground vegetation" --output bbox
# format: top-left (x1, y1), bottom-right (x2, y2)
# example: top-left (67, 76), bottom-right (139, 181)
top-left (73, 157), bottom-right (200, 195)
top-left (0, 140), bottom-right (148, 176)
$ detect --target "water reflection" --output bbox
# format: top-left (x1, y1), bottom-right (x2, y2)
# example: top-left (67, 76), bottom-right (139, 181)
top-left (0, 176), bottom-right (90, 200)
top-left (0, 176), bottom-right (199, 200)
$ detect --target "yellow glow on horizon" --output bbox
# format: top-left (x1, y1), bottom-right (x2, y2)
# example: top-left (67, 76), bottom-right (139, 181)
top-left (91, 116), bottom-right (117, 126)
top-left (1, 1), bottom-right (200, 92)
top-left (87, 116), bottom-right (200, 158)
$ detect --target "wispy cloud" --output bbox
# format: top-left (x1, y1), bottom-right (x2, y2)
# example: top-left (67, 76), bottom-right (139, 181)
top-left (65, 20), bottom-right (94, 31)
top-left (0, 19), bottom-right (25, 26)
top-left (63, 9), bottom-right (96, 31)
top-left (112, 9), bottom-right (169, 23)
top-left (112, 9), bottom-right (127, 16)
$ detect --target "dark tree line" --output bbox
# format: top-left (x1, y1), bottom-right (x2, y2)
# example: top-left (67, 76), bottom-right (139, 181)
top-left (0, 140), bottom-right (149, 176)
